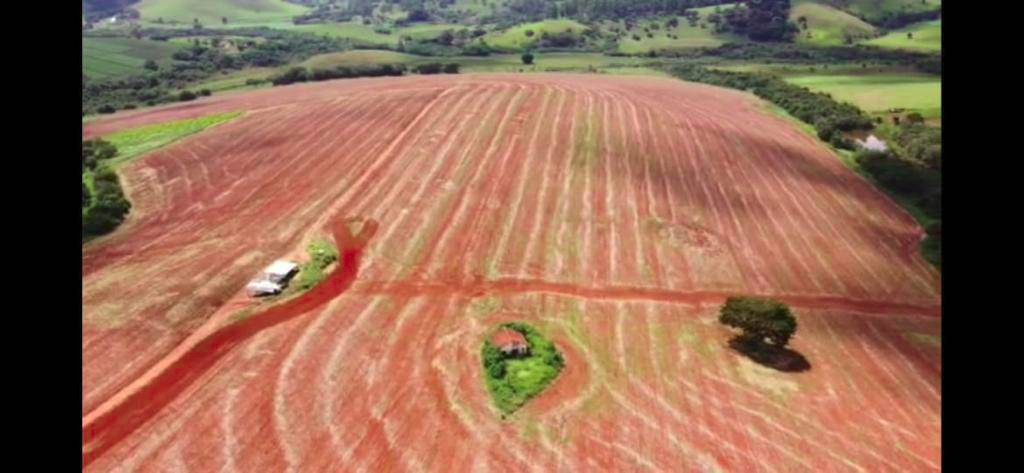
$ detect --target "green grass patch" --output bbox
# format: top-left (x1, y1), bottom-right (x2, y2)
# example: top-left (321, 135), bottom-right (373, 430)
top-left (782, 72), bottom-right (940, 117)
top-left (290, 239), bottom-right (339, 292)
top-left (103, 111), bottom-right (243, 166)
top-left (863, 19), bottom-right (941, 52)
top-left (481, 322), bottom-right (565, 416)
top-left (83, 37), bottom-right (184, 79)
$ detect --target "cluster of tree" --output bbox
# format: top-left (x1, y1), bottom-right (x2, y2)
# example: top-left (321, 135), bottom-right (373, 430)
top-left (270, 64), bottom-right (407, 85)
top-left (855, 147), bottom-right (941, 265)
top-left (719, 297), bottom-right (798, 348)
top-left (704, 1), bottom-right (798, 41)
top-left (480, 322), bottom-right (564, 415)
top-left (498, 0), bottom-right (725, 22)
top-left (719, 297), bottom-right (810, 371)
top-left (82, 138), bottom-right (132, 239)
top-left (396, 28), bottom-right (492, 56)
top-left (666, 64), bottom-right (873, 143)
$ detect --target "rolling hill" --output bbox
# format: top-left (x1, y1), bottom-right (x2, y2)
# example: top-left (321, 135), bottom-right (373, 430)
top-left (792, 0), bottom-right (877, 46)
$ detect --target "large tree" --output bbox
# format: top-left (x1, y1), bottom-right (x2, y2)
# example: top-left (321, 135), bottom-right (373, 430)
top-left (719, 296), bottom-right (797, 347)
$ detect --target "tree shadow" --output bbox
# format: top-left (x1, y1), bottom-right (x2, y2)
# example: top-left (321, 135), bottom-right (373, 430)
top-left (728, 336), bottom-right (812, 373)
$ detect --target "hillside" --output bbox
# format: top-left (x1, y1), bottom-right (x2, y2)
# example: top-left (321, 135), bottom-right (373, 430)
top-left (827, 0), bottom-right (941, 23)
top-left (792, 0), bottom-right (876, 46)
top-left (863, 19), bottom-right (941, 52)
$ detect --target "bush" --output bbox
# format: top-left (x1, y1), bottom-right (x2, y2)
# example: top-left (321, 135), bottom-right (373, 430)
top-left (98, 104), bottom-right (116, 114)
top-left (414, 63), bottom-right (444, 74)
top-left (178, 90), bottom-right (197, 101)
top-left (271, 67), bottom-right (310, 86)
top-left (83, 165), bottom-right (132, 239)
top-left (521, 52), bottom-right (534, 65)
top-left (198, 89), bottom-right (212, 96)
top-left (442, 63), bottom-right (460, 74)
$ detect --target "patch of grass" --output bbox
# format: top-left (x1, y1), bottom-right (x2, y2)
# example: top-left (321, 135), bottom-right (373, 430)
top-left (83, 37), bottom-right (184, 79)
top-left (103, 111), bottom-right (243, 166)
top-left (291, 239), bottom-right (339, 292)
top-left (481, 322), bottom-right (565, 416)
top-left (862, 19), bottom-right (941, 52)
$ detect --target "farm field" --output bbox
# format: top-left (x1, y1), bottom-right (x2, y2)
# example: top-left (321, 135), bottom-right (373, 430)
top-left (82, 74), bottom-right (940, 471)
top-left (83, 37), bottom-right (183, 79)
top-left (863, 20), bottom-right (942, 52)
top-left (135, 0), bottom-right (309, 26)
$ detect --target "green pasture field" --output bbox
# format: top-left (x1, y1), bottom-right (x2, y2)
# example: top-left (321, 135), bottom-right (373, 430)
top-left (83, 37), bottom-right (183, 78)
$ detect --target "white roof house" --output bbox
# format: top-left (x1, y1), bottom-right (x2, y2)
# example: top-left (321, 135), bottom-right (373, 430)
top-left (263, 260), bottom-right (299, 283)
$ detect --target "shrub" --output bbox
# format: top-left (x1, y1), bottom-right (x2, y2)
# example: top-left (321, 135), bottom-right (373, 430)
top-left (521, 52), bottom-right (534, 65)
top-left (442, 63), bottom-right (460, 74)
top-left (414, 63), bottom-right (444, 74)
top-left (178, 90), bottom-right (197, 101)
top-left (198, 89), bottom-right (212, 96)
top-left (98, 104), bottom-right (116, 114)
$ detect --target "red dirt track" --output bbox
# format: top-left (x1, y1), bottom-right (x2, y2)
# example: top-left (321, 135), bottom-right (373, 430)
top-left (83, 74), bottom-right (940, 472)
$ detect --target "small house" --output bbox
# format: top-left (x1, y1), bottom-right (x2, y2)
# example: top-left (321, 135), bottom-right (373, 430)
top-left (492, 329), bottom-right (529, 357)
top-left (263, 260), bottom-right (299, 284)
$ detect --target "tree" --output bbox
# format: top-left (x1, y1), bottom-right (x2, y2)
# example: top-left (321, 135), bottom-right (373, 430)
top-left (521, 52), bottom-right (534, 65)
top-left (222, 16), bottom-right (228, 25)
top-left (143, 59), bottom-right (159, 71)
top-left (907, 32), bottom-right (913, 39)
top-left (525, 29), bottom-right (535, 37)
top-left (719, 297), bottom-right (797, 347)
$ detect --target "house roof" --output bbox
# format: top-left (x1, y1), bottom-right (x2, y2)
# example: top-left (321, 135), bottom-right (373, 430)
top-left (491, 329), bottom-right (528, 348)
top-left (264, 260), bottom-right (299, 277)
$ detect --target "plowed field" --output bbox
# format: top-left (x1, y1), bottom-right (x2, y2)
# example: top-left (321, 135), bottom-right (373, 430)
top-left (83, 74), bottom-right (940, 472)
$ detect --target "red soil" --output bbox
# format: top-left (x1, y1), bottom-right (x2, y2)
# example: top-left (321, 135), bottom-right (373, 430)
top-left (83, 74), bottom-right (940, 472)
